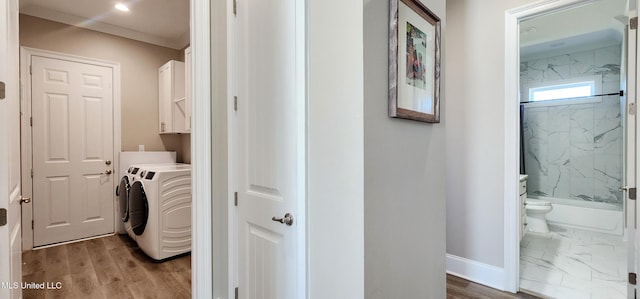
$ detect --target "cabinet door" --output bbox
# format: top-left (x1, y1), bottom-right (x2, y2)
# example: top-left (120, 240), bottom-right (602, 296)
top-left (159, 62), bottom-right (173, 133)
top-left (158, 60), bottom-right (185, 134)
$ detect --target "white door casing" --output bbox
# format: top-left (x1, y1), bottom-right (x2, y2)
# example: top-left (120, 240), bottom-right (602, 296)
top-left (504, 0), bottom-right (626, 293)
top-left (0, 0), bottom-right (22, 297)
top-left (234, 0), bottom-right (306, 297)
top-left (624, 0), bottom-right (640, 298)
top-left (625, 8), bottom-right (637, 298)
top-left (30, 54), bottom-right (116, 247)
top-left (184, 47), bottom-right (192, 132)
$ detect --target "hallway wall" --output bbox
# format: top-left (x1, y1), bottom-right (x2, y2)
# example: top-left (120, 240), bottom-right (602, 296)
top-left (445, 0), bottom-right (537, 288)
top-left (364, 0), bottom-right (446, 297)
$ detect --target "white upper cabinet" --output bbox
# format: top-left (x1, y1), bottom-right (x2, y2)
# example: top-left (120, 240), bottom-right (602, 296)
top-left (159, 60), bottom-right (186, 134)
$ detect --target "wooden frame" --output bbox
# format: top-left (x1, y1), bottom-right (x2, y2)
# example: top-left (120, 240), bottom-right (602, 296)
top-left (389, 0), bottom-right (441, 123)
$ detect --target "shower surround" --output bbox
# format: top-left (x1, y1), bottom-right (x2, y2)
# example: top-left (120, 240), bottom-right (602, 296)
top-left (521, 44), bottom-right (622, 208)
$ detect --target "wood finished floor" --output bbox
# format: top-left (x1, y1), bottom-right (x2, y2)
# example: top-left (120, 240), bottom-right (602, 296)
top-left (447, 275), bottom-right (543, 299)
top-left (21, 237), bottom-right (537, 299)
top-left (21, 234), bottom-right (191, 299)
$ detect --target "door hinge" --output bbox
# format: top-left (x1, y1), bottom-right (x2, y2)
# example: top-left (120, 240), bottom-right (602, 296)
top-left (0, 81), bottom-right (5, 100)
top-left (233, 0), bottom-right (237, 15)
top-left (234, 96), bottom-right (238, 111)
top-left (29, 65), bottom-right (32, 75)
top-left (630, 272), bottom-right (637, 285)
top-left (632, 17), bottom-right (638, 30)
top-left (30, 169), bottom-right (33, 178)
top-left (30, 116), bottom-right (33, 126)
top-left (631, 188), bottom-right (637, 200)
top-left (0, 209), bottom-right (6, 226)
top-left (235, 287), bottom-right (238, 299)
top-left (31, 220), bottom-right (34, 229)
top-left (234, 192), bottom-right (238, 206)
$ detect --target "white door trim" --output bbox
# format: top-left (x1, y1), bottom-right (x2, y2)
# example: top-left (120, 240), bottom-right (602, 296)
top-left (19, 46), bottom-right (121, 250)
top-left (190, 0), bottom-right (213, 297)
top-left (504, 0), bottom-right (605, 292)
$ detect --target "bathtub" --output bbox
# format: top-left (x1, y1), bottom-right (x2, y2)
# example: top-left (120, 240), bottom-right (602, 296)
top-left (529, 196), bottom-right (624, 235)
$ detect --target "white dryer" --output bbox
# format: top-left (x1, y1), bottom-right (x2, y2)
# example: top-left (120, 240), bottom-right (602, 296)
top-left (129, 163), bottom-right (192, 260)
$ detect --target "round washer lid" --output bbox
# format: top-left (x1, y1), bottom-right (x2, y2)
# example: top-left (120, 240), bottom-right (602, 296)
top-left (129, 181), bottom-right (149, 236)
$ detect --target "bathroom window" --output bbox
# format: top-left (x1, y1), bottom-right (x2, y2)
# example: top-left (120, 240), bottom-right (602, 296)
top-left (523, 75), bottom-right (602, 107)
top-left (529, 81), bottom-right (595, 102)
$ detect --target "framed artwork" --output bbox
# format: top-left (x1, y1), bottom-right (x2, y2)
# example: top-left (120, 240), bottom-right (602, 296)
top-left (389, 0), bottom-right (441, 123)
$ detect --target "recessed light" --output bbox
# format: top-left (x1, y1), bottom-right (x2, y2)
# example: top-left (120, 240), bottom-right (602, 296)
top-left (115, 3), bottom-right (129, 12)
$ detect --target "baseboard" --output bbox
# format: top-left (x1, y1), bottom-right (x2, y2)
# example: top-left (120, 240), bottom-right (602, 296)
top-left (446, 254), bottom-right (506, 291)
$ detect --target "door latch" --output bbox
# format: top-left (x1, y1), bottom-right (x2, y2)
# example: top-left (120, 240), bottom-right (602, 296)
top-left (621, 186), bottom-right (637, 200)
top-left (0, 208), bottom-right (6, 226)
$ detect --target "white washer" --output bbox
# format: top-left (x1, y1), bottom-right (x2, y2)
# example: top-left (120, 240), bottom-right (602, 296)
top-left (117, 152), bottom-right (176, 235)
top-left (131, 163), bottom-right (192, 260)
top-left (121, 163), bottom-right (184, 240)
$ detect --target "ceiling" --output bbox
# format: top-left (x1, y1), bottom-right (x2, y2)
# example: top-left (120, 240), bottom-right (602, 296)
top-left (20, 0), bottom-right (190, 50)
top-left (520, 0), bottom-right (627, 59)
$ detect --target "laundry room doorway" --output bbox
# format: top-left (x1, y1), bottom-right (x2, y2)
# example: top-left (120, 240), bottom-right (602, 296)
top-left (20, 47), bottom-right (121, 248)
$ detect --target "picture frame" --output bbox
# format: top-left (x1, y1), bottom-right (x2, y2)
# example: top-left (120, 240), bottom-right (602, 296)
top-left (389, 0), bottom-right (441, 123)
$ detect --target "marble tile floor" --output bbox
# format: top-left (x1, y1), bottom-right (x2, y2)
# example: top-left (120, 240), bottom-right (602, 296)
top-left (520, 224), bottom-right (627, 299)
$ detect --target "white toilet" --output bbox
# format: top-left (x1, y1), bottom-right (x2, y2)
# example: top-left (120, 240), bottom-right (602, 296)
top-left (525, 199), bottom-right (553, 234)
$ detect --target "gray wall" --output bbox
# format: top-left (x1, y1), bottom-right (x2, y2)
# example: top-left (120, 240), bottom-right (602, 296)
top-left (364, 0), bottom-right (446, 297)
top-left (445, 0), bottom-right (536, 268)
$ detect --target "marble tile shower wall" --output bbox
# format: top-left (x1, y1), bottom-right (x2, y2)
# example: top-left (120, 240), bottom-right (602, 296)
top-left (521, 45), bottom-right (623, 207)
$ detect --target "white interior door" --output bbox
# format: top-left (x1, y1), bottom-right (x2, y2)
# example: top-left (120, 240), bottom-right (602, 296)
top-left (31, 55), bottom-right (115, 247)
top-left (0, 0), bottom-right (22, 297)
top-left (235, 0), bottom-right (305, 297)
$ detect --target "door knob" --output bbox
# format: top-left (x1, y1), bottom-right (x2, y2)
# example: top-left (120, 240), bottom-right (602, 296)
top-left (103, 170), bottom-right (112, 175)
top-left (20, 196), bottom-right (31, 204)
top-left (272, 213), bottom-right (294, 226)
top-left (105, 160), bottom-right (112, 165)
